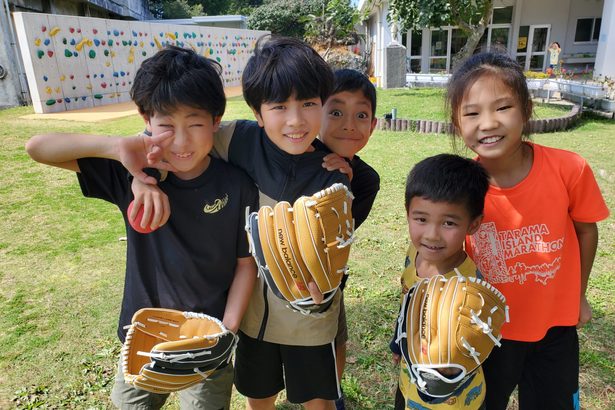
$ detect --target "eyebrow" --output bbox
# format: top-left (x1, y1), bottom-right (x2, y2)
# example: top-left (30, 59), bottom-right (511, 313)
top-left (410, 210), bottom-right (463, 220)
top-left (328, 97), bottom-right (371, 107)
top-left (462, 97), bottom-right (514, 110)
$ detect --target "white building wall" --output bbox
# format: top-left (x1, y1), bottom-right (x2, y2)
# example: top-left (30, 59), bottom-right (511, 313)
top-left (594, 0), bottom-right (615, 78)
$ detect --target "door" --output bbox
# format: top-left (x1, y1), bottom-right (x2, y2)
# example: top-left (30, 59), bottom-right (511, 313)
top-left (516, 25), bottom-right (550, 71)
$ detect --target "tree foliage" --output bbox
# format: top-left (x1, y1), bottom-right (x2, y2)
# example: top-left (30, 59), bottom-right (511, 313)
top-left (388, 0), bottom-right (494, 67)
top-left (303, 0), bottom-right (360, 47)
top-left (247, 0), bottom-right (326, 38)
top-left (149, 0), bottom-right (262, 20)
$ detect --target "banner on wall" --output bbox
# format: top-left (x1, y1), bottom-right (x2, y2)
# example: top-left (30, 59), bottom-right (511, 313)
top-left (13, 12), bottom-right (268, 113)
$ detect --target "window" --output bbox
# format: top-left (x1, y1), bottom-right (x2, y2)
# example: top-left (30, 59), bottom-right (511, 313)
top-left (492, 6), bottom-right (513, 24)
top-left (404, 30), bottom-right (422, 73)
top-left (575, 18), bottom-right (601, 42)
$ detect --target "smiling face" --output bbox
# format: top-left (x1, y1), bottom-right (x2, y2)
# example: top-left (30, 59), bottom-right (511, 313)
top-left (458, 75), bottom-right (525, 163)
top-left (253, 95), bottom-right (322, 155)
top-left (147, 105), bottom-right (220, 180)
top-left (407, 197), bottom-right (482, 273)
top-left (319, 90), bottom-right (377, 159)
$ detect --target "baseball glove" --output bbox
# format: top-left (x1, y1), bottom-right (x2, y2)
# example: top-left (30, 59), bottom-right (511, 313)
top-left (245, 183), bottom-right (354, 314)
top-left (122, 308), bottom-right (236, 394)
top-left (394, 273), bottom-right (508, 398)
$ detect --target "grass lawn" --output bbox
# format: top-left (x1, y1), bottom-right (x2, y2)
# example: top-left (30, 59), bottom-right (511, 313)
top-left (0, 91), bottom-right (613, 409)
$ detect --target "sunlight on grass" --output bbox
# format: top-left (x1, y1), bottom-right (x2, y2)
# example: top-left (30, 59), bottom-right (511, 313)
top-left (1, 90), bottom-right (613, 409)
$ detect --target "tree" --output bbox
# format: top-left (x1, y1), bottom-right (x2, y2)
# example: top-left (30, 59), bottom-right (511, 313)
top-left (303, 0), bottom-right (360, 48)
top-left (149, 0), bottom-right (203, 19)
top-left (248, 0), bottom-right (325, 38)
top-left (388, 0), bottom-right (494, 69)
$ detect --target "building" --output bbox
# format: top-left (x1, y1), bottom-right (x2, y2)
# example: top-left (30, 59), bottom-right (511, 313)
top-left (0, 0), bottom-right (151, 108)
top-left (149, 15), bottom-right (249, 30)
top-left (359, 0), bottom-right (614, 86)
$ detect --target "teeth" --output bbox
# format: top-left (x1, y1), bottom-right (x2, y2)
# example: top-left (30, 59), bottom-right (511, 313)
top-left (175, 153), bottom-right (192, 158)
top-left (480, 136), bottom-right (503, 144)
top-left (286, 133), bottom-right (304, 139)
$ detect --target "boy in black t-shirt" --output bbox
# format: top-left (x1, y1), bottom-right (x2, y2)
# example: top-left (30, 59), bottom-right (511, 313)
top-left (25, 46), bottom-right (258, 410)
top-left (319, 69), bottom-right (380, 410)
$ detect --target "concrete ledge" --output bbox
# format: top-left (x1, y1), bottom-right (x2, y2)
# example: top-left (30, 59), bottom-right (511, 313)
top-left (376, 104), bottom-right (582, 134)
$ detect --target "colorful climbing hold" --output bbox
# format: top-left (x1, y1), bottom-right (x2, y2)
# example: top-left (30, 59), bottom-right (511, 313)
top-left (46, 99), bottom-right (56, 105)
top-left (37, 50), bottom-right (44, 59)
top-left (89, 50), bottom-right (96, 58)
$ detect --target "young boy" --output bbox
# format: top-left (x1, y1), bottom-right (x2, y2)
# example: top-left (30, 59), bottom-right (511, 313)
top-left (25, 46), bottom-right (258, 410)
top-left (135, 36), bottom-right (350, 409)
top-left (391, 154), bottom-right (490, 409)
top-left (318, 69), bottom-right (380, 410)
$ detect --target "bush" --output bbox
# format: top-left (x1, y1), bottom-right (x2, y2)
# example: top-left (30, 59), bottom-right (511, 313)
top-left (248, 0), bottom-right (325, 38)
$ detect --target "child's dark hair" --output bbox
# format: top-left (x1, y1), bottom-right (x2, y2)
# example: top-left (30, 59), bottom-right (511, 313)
top-left (242, 36), bottom-right (334, 113)
top-left (332, 69), bottom-right (377, 117)
top-left (446, 52), bottom-right (533, 138)
top-left (405, 154), bottom-right (489, 219)
top-left (131, 45), bottom-right (225, 119)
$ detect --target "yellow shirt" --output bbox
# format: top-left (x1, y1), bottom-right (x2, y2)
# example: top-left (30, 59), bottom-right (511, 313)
top-left (398, 243), bottom-right (486, 409)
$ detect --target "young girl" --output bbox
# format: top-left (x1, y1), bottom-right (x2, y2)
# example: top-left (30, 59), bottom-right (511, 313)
top-left (447, 52), bottom-right (609, 410)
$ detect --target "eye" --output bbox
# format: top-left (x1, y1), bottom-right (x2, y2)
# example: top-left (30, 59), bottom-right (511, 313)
top-left (329, 109), bottom-right (343, 117)
top-left (443, 220), bottom-right (458, 227)
top-left (270, 105), bottom-right (285, 110)
top-left (497, 105), bottom-right (512, 111)
top-left (158, 124), bottom-right (173, 128)
top-left (303, 101), bottom-right (318, 107)
top-left (413, 217), bottom-right (427, 223)
top-left (462, 112), bottom-right (478, 117)
top-left (189, 124), bottom-right (204, 128)
top-left (357, 112), bottom-right (369, 119)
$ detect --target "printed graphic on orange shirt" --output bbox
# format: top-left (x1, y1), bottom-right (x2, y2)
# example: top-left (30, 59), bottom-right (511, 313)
top-left (469, 222), bottom-right (562, 286)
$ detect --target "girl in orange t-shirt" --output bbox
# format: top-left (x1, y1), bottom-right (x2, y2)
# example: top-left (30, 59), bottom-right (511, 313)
top-left (446, 52), bottom-right (609, 410)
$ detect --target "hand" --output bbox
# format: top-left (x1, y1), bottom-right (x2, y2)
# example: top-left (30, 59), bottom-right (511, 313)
top-left (322, 153), bottom-right (353, 181)
top-left (307, 281), bottom-right (324, 305)
top-left (130, 178), bottom-right (171, 230)
top-left (392, 353), bottom-right (400, 365)
top-left (577, 294), bottom-right (592, 328)
top-left (118, 132), bottom-right (177, 184)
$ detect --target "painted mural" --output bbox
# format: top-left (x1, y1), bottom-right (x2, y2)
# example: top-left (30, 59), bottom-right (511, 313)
top-left (13, 12), bottom-right (268, 113)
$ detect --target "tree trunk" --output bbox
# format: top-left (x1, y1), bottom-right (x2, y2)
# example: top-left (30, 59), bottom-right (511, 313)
top-left (451, 1), bottom-right (494, 71)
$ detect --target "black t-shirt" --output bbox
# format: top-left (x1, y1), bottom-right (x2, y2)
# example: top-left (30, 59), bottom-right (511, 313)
top-left (77, 157), bottom-right (258, 342)
top-left (349, 154), bottom-right (380, 228)
top-left (226, 121), bottom-right (350, 202)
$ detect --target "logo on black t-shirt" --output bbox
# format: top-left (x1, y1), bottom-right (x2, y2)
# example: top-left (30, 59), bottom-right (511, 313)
top-left (203, 193), bottom-right (228, 214)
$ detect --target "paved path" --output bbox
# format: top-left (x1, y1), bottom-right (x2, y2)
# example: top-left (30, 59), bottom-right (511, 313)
top-left (20, 86), bottom-right (243, 123)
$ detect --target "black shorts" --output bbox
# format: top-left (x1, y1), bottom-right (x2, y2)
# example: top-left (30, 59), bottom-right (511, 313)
top-left (234, 331), bottom-right (341, 404)
top-left (482, 326), bottom-right (579, 410)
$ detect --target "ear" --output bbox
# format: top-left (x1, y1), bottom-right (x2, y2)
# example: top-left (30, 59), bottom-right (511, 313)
top-left (251, 107), bottom-right (264, 128)
top-left (369, 117), bottom-right (377, 134)
top-left (140, 113), bottom-right (151, 130)
top-left (212, 115), bottom-right (222, 132)
top-left (467, 214), bottom-right (483, 235)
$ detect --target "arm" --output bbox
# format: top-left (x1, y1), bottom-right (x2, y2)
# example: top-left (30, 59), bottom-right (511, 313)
top-left (222, 256), bottom-right (257, 333)
top-left (26, 133), bottom-right (120, 172)
top-left (26, 132), bottom-right (176, 184)
top-left (573, 221), bottom-right (599, 328)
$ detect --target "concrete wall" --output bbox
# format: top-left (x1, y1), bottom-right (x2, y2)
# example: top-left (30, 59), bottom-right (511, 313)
top-left (13, 12), bottom-right (268, 113)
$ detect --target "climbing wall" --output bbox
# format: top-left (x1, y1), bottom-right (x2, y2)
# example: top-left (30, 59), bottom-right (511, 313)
top-left (13, 12), bottom-right (268, 113)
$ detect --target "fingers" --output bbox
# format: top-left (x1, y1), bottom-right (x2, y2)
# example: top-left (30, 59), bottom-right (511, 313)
top-left (132, 170), bottom-right (159, 185)
top-left (307, 281), bottom-right (324, 305)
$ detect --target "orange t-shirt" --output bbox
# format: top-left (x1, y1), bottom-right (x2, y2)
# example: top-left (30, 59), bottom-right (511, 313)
top-left (466, 143), bottom-right (609, 342)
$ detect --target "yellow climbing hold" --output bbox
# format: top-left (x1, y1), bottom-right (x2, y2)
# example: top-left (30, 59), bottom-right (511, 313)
top-left (154, 37), bottom-right (162, 50)
top-left (75, 38), bottom-right (89, 51)
top-left (128, 47), bottom-right (135, 63)
top-left (34, 38), bottom-right (41, 46)
top-left (165, 32), bottom-right (176, 40)
top-left (49, 27), bottom-right (61, 36)
top-left (60, 75), bottom-right (66, 81)
top-left (45, 86), bottom-right (52, 94)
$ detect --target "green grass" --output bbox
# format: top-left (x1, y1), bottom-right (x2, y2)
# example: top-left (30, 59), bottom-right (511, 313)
top-left (376, 88), bottom-right (575, 120)
top-left (1, 92), bottom-right (613, 409)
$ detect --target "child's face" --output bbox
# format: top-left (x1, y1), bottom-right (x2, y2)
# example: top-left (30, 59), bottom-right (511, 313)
top-left (320, 90), bottom-right (376, 159)
top-left (458, 75), bottom-right (525, 162)
top-left (253, 95), bottom-right (322, 155)
top-left (407, 197), bottom-right (482, 270)
top-left (146, 105), bottom-right (220, 180)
